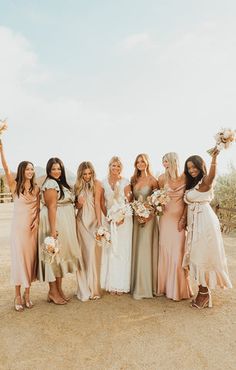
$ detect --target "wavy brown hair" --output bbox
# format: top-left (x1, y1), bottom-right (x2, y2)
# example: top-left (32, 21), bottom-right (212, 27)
top-left (131, 153), bottom-right (152, 188)
top-left (74, 161), bottom-right (96, 197)
top-left (15, 161), bottom-right (36, 197)
top-left (184, 155), bottom-right (207, 190)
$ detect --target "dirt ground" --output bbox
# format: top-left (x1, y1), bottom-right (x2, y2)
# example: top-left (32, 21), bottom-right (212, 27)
top-left (0, 203), bottom-right (235, 370)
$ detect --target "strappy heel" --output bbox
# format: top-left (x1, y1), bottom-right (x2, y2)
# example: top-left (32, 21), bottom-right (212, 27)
top-left (191, 289), bottom-right (212, 309)
top-left (47, 294), bottom-right (67, 305)
top-left (14, 296), bottom-right (24, 312)
top-left (23, 292), bottom-right (34, 309)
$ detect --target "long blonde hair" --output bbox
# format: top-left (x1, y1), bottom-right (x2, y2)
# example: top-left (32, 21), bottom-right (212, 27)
top-left (74, 161), bottom-right (96, 197)
top-left (162, 152), bottom-right (180, 181)
top-left (131, 153), bottom-right (152, 187)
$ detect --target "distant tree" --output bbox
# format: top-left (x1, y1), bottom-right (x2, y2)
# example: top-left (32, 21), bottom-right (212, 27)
top-left (212, 165), bottom-right (236, 232)
top-left (0, 177), bottom-right (5, 203)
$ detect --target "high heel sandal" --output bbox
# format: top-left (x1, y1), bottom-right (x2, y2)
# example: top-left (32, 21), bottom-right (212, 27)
top-left (47, 294), bottom-right (67, 305)
top-left (90, 295), bottom-right (101, 300)
top-left (23, 292), bottom-right (34, 309)
top-left (14, 296), bottom-right (24, 312)
top-left (191, 290), bottom-right (212, 309)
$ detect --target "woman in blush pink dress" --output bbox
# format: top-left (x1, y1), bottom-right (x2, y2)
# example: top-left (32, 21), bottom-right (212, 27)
top-left (0, 141), bottom-right (40, 311)
top-left (158, 152), bottom-right (192, 301)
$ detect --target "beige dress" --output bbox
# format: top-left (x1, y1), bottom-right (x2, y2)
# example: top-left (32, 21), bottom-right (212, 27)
top-left (76, 187), bottom-right (102, 299)
top-left (38, 179), bottom-right (90, 301)
top-left (183, 180), bottom-right (232, 289)
top-left (158, 183), bottom-right (192, 300)
top-left (10, 192), bottom-right (39, 288)
top-left (131, 185), bottom-right (159, 299)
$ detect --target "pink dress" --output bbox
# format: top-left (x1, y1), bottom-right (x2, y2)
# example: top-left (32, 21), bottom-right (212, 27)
top-left (10, 192), bottom-right (39, 288)
top-left (158, 183), bottom-right (192, 300)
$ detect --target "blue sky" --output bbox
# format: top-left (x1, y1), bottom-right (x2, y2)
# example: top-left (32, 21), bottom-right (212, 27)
top-left (0, 0), bottom-right (236, 178)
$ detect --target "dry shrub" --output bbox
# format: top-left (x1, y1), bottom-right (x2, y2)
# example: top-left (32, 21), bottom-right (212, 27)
top-left (212, 165), bottom-right (236, 233)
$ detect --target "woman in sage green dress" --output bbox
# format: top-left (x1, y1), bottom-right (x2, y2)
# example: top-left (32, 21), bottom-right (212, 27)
top-left (38, 158), bottom-right (90, 304)
top-left (130, 153), bottom-right (159, 299)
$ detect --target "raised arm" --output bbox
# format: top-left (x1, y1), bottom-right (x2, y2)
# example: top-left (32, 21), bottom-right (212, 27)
top-left (43, 189), bottom-right (58, 239)
top-left (202, 148), bottom-right (219, 188)
top-left (0, 141), bottom-right (16, 193)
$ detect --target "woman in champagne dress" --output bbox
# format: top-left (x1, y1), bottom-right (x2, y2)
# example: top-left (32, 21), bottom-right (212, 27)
top-left (158, 152), bottom-right (192, 301)
top-left (0, 141), bottom-right (39, 311)
top-left (100, 157), bottom-right (133, 294)
top-left (38, 157), bottom-right (90, 304)
top-left (131, 153), bottom-right (159, 299)
top-left (75, 161), bottom-right (103, 299)
top-left (183, 150), bottom-right (232, 308)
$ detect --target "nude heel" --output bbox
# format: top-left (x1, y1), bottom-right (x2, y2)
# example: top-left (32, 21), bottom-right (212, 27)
top-left (14, 296), bottom-right (24, 312)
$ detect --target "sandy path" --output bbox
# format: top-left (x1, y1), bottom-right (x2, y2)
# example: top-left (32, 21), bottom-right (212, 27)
top-left (0, 203), bottom-right (235, 370)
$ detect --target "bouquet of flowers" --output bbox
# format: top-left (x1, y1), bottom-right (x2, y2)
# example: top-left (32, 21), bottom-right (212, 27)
top-left (41, 236), bottom-right (60, 264)
top-left (0, 118), bottom-right (8, 143)
top-left (207, 128), bottom-right (236, 156)
top-left (106, 200), bottom-right (133, 225)
top-left (131, 196), bottom-right (155, 226)
top-left (147, 189), bottom-right (170, 216)
top-left (94, 226), bottom-right (111, 248)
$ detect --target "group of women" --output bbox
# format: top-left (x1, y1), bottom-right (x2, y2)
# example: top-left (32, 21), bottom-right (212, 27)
top-left (0, 141), bottom-right (232, 312)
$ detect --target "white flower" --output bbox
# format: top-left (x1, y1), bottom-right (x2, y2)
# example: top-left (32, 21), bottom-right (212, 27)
top-left (0, 120), bottom-right (8, 135)
top-left (107, 200), bottom-right (133, 223)
top-left (208, 127), bottom-right (236, 156)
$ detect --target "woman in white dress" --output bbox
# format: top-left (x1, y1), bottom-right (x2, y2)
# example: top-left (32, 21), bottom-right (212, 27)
top-left (100, 156), bottom-right (133, 295)
top-left (183, 149), bottom-right (232, 308)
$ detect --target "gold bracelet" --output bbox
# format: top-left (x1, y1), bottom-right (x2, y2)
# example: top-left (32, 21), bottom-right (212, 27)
top-left (211, 163), bottom-right (217, 166)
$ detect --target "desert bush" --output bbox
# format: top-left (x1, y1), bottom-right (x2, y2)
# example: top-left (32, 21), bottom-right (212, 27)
top-left (212, 165), bottom-right (236, 232)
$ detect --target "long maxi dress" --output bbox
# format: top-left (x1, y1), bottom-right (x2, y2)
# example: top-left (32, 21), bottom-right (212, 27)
top-left (76, 186), bottom-right (102, 299)
top-left (100, 178), bottom-right (133, 293)
top-left (158, 183), bottom-right (192, 300)
top-left (10, 191), bottom-right (39, 287)
top-left (182, 180), bottom-right (232, 290)
top-left (131, 185), bottom-right (159, 299)
top-left (38, 178), bottom-right (90, 301)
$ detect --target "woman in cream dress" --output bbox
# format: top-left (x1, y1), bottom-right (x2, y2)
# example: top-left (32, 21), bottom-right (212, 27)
top-left (100, 156), bottom-right (133, 294)
top-left (38, 157), bottom-right (90, 304)
top-left (158, 152), bottom-right (192, 301)
top-left (0, 141), bottom-right (39, 311)
top-left (183, 150), bottom-right (232, 308)
top-left (131, 153), bottom-right (159, 299)
top-left (75, 161), bottom-right (103, 299)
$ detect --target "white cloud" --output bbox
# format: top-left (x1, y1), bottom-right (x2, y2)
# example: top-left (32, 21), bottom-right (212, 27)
top-left (0, 20), bottom-right (236, 180)
top-left (120, 32), bottom-right (156, 51)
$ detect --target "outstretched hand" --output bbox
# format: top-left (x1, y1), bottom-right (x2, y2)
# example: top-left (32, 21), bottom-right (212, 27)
top-left (211, 147), bottom-right (220, 158)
